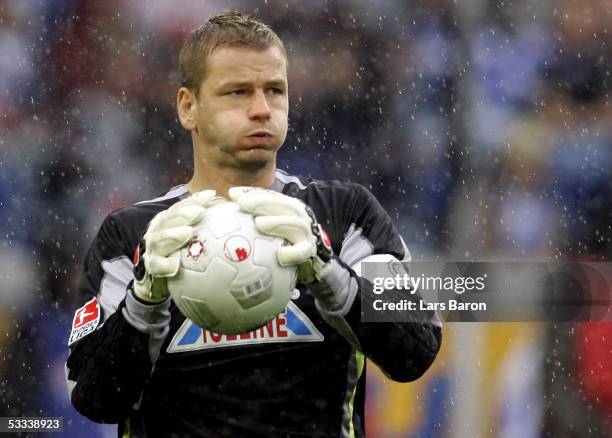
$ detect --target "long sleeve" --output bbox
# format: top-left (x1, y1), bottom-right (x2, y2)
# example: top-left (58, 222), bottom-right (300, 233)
top-left (309, 184), bottom-right (442, 382)
top-left (65, 212), bottom-right (171, 423)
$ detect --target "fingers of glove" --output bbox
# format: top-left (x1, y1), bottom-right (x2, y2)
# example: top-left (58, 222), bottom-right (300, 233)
top-left (277, 241), bottom-right (315, 266)
top-left (229, 187), bottom-right (309, 218)
top-left (167, 190), bottom-right (217, 213)
top-left (228, 186), bottom-right (265, 202)
top-left (165, 190), bottom-right (216, 215)
top-left (255, 215), bottom-right (312, 243)
top-left (228, 187), bottom-right (274, 211)
top-left (231, 190), bottom-right (309, 218)
top-left (156, 205), bottom-right (205, 229)
top-left (144, 252), bottom-right (181, 277)
top-left (183, 189), bottom-right (218, 208)
top-left (146, 204), bottom-right (203, 238)
top-left (147, 226), bottom-right (194, 256)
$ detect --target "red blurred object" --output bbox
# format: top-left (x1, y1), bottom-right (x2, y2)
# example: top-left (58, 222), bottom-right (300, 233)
top-left (574, 322), bottom-right (612, 416)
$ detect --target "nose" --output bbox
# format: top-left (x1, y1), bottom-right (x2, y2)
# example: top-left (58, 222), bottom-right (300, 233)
top-left (247, 90), bottom-right (271, 121)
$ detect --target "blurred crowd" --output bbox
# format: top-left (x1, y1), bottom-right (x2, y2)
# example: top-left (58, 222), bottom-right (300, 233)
top-left (0, 0), bottom-right (610, 436)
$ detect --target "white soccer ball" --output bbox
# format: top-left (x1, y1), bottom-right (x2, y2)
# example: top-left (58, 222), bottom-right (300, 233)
top-left (167, 200), bottom-right (297, 335)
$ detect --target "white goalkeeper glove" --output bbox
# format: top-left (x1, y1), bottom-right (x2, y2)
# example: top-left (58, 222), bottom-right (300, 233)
top-left (229, 187), bottom-right (333, 284)
top-left (132, 190), bottom-right (218, 303)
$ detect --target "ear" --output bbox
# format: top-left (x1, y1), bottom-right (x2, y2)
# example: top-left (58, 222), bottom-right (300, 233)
top-left (177, 87), bottom-right (199, 131)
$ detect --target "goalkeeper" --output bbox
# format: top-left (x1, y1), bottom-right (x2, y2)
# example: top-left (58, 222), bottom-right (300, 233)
top-left (66, 11), bottom-right (441, 438)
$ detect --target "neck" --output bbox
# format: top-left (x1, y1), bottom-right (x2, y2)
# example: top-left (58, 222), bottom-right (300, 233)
top-left (186, 159), bottom-right (277, 199)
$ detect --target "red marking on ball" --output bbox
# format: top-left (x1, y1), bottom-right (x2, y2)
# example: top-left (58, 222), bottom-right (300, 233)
top-left (187, 240), bottom-right (206, 261)
top-left (224, 235), bottom-right (252, 262)
top-left (235, 247), bottom-right (248, 261)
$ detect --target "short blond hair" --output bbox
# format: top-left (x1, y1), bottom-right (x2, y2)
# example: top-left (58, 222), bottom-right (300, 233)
top-left (179, 11), bottom-right (287, 93)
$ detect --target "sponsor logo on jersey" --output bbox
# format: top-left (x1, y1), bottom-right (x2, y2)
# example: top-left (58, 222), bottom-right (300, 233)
top-left (167, 302), bottom-right (324, 353)
top-left (68, 297), bottom-right (101, 345)
top-left (224, 235), bottom-right (251, 262)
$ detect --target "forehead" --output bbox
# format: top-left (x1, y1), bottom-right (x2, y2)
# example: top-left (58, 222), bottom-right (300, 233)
top-left (203, 46), bottom-right (287, 86)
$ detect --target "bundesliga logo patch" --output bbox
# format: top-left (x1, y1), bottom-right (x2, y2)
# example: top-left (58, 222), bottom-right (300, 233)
top-left (167, 302), bottom-right (324, 353)
top-left (68, 298), bottom-right (101, 345)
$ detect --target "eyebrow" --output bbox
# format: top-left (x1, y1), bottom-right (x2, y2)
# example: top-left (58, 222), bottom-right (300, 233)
top-left (218, 78), bottom-right (287, 89)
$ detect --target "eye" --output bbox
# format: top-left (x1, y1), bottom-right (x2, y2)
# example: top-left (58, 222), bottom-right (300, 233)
top-left (267, 87), bottom-right (283, 96)
top-left (227, 89), bottom-right (245, 96)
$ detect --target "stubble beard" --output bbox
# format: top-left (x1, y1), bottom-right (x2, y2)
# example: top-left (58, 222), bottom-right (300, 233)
top-left (218, 144), bottom-right (277, 174)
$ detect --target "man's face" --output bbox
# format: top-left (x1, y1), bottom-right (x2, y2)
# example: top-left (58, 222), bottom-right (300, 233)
top-left (192, 45), bottom-right (288, 170)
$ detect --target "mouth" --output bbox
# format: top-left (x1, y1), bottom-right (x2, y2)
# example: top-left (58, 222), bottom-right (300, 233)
top-left (241, 131), bottom-right (275, 150)
top-left (246, 131), bottom-right (273, 138)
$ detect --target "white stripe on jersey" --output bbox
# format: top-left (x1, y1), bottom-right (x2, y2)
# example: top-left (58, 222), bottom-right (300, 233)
top-left (99, 256), bottom-right (133, 318)
top-left (135, 185), bottom-right (188, 205)
top-left (274, 169), bottom-right (308, 190)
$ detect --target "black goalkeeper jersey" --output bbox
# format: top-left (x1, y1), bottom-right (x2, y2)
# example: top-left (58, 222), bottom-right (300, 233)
top-left (65, 169), bottom-right (441, 438)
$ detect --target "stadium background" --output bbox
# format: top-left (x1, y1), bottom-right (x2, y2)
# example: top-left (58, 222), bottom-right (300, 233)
top-left (0, 0), bottom-right (610, 436)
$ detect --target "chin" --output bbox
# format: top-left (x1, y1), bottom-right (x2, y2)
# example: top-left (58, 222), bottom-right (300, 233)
top-left (234, 148), bottom-right (276, 170)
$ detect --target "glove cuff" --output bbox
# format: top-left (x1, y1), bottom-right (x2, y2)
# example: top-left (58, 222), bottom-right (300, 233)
top-left (304, 206), bottom-right (333, 263)
top-left (295, 206), bottom-right (333, 284)
top-left (133, 239), bottom-right (147, 281)
top-left (130, 279), bottom-right (168, 304)
top-left (309, 259), bottom-right (357, 312)
top-left (131, 238), bottom-right (169, 303)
